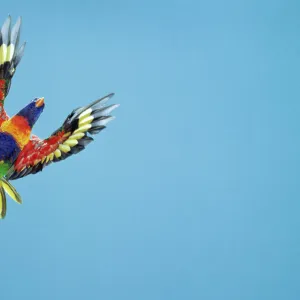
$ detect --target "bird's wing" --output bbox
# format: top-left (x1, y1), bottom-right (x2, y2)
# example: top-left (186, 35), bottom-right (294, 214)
top-left (0, 16), bottom-right (25, 123)
top-left (6, 93), bottom-right (118, 180)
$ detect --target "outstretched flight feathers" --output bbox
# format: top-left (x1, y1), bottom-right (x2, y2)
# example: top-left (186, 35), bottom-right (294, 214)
top-left (0, 16), bottom-right (119, 218)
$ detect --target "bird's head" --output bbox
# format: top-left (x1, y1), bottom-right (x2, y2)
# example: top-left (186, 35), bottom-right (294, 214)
top-left (17, 97), bottom-right (45, 128)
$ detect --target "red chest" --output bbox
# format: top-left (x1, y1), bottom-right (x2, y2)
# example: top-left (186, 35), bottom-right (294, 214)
top-left (0, 116), bottom-right (31, 149)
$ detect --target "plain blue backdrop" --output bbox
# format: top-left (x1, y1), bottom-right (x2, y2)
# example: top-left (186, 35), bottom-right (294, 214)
top-left (0, 0), bottom-right (299, 299)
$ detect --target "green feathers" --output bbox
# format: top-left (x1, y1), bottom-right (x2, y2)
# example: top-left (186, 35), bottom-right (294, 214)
top-left (0, 178), bottom-right (22, 219)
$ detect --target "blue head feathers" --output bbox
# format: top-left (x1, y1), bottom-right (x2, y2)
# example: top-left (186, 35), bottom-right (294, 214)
top-left (17, 97), bottom-right (45, 128)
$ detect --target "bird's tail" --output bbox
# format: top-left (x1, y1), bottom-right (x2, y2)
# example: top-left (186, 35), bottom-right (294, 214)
top-left (0, 178), bottom-right (22, 219)
top-left (0, 16), bottom-right (25, 98)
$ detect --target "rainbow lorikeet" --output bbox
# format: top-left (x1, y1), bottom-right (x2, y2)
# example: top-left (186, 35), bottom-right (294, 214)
top-left (0, 16), bottom-right (119, 218)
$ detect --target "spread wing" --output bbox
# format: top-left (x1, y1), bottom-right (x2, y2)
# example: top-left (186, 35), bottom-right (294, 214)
top-left (6, 93), bottom-right (118, 180)
top-left (0, 16), bottom-right (25, 123)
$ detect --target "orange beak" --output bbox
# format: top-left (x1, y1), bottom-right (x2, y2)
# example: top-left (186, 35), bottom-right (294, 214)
top-left (35, 97), bottom-right (44, 107)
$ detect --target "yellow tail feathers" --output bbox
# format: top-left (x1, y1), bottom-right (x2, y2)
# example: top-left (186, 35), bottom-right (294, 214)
top-left (0, 182), bottom-right (6, 218)
top-left (0, 178), bottom-right (22, 219)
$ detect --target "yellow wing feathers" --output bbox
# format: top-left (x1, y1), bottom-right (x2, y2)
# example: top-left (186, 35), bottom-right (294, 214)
top-left (7, 93), bottom-right (119, 180)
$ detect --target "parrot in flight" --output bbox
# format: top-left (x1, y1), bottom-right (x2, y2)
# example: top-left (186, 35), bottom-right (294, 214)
top-left (0, 16), bottom-right (119, 218)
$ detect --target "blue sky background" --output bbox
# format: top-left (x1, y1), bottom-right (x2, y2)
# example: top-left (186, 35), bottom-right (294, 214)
top-left (0, 0), bottom-right (300, 299)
